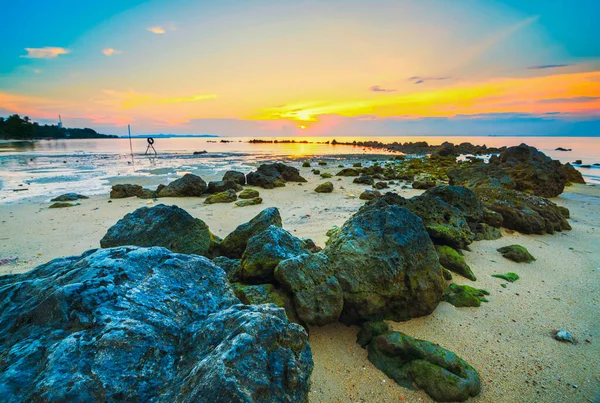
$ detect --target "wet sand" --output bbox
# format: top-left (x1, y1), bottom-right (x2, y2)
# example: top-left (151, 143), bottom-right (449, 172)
top-left (1, 165), bottom-right (598, 403)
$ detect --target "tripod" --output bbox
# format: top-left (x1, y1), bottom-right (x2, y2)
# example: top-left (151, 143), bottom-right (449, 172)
top-left (145, 137), bottom-right (157, 155)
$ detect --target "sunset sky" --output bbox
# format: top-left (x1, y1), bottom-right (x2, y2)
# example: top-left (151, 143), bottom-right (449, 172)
top-left (1, 0), bottom-right (599, 136)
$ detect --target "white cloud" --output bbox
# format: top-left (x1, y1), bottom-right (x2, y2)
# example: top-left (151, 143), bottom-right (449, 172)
top-left (21, 47), bottom-right (70, 59)
top-left (102, 48), bottom-right (122, 56)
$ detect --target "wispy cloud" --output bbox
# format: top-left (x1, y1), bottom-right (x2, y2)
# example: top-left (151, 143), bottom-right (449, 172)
top-left (408, 76), bottom-right (451, 85)
top-left (100, 90), bottom-right (216, 109)
top-left (161, 94), bottom-right (217, 103)
top-left (21, 47), bottom-right (70, 59)
top-left (147, 26), bottom-right (166, 34)
top-left (537, 96), bottom-right (599, 104)
top-left (102, 48), bottom-right (122, 56)
top-left (370, 85), bottom-right (396, 93)
top-left (527, 64), bottom-right (572, 70)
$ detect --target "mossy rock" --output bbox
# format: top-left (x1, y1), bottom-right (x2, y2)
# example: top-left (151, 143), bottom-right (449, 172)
top-left (336, 168), bottom-right (360, 176)
top-left (436, 245), bottom-right (476, 281)
top-left (442, 268), bottom-right (453, 280)
top-left (218, 207), bottom-right (282, 258)
top-left (311, 169), bottom-right (321, 175)
top-left (302, 161), bottom-right (311, 168)
top-left (49, 202), bottom-right (79, 209)
top-left (238, 188), bottom-right (260, 199)
top-left (325, 226), bottom-right (340, 237)
top-left (320, 172), bottom-right (333, 179)
top-left (235, 197), bottom-right (263, 207)
top-left (497, 245), bottom-right (536, 263)
top-left (230, 282), bottom-right (303, 326)
top-left (443, 283), bottom-right (489, 307)
top-left (204, 189), bottom-right (237, 204)
top-left (367, 331), bottom-right (481, 402)
top-left (491, 272), bottom-right (519, 282)
top-left (353, 162), bottom-right (363, 168)
top-left (356, 321), bottom-right (389, 348)
top-left (318, 160), bottom-right (327, 166)
top-left (315, 182), bottom-right (334, 193)
top-left (359, 190), bottom-right (381, 201)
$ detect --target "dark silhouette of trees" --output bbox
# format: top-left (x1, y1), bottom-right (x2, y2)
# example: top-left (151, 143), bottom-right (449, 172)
top-left (0, 115), bottom-right (116, 139)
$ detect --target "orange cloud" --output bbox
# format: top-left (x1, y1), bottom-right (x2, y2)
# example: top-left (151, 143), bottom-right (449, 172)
top-left (102, 48), bottom-right (122, 56)
top-left (147, 26), bottom-right (166, 34)
top-left (253, 71), bottom-right (600, 123)
top-left (21, 47), bottom-right (70, 59)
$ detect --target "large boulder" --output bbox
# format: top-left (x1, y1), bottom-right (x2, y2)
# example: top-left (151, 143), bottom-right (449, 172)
top-left (158, 173), bottom-right (207, 197)
top-left (323, 200), bottom-right (445, 324)
top-left (246, 163), bottom-right (306, 189)
top-left (373, 186), bottom-right (483, 249)
top-left (239, 225), bottom-right (306, 282)
top-left (222, 170), bottom-right (246, 185)
top-left (100, 204), bottom-right (219, 256)
top-left (562, 163), bottom-right (585, 184)
top-left (218, 207), bottom-right (283, 258)
top-left (366, 330), bottom-right (481, 402)
top-left (275, 253), bottom-right (343, 326)
top-left (0, 247), bottom-right (313, 402)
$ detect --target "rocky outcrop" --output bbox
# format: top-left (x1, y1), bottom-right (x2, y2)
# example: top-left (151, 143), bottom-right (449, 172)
top-left (372, 186), bottom-right (483, 249)
top-left (50, 193), bottom-right (89, 202)
top-left (246, 163), bottom-right (306, 189)
top-left (240, 225), bottom-right (307, 282)
top-left (218, 207), bottom-right (283, 258)
top-left (315, 182), bottom-right (334, 193)
top-left (230, 282), bottom-right (302, 325)
top-left (562, 163), bottom-right (585, 184)
top-left (275, 253), bottom-right (343, 326)
top-left (205, 180), bottom-right (243, 194)
top-left (100, 204), bottom-right (219, 256)
top-left (366, 330), bottom-right (481, 402)
top-left (204, 189), bottom-right (237, 204)
top-left (323, 200), bottom-right (445, 324)
top-left (0, 247), bottom-right (313, 402)
top-left (353, 175), bottom-right (374, 185)
top-left (158, 173), bottom-right (207, 197)
top-left (110, 184), bottom-right (145, 199)
top-left (497, 244), bottom-right (536, 263)
top-left (222, 170), bottom-right (246, 185)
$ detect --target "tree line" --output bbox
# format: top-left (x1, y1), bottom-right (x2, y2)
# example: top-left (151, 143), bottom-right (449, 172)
top-left (0, 114), bottom-right (117, 140)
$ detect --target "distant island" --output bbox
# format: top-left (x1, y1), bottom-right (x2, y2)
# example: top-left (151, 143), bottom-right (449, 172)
top-left (0, 114), bottom-right (117, 140)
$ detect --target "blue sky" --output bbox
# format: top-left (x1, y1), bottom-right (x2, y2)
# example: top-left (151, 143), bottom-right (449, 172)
top-left (0, 0), bottom-right (599, 136)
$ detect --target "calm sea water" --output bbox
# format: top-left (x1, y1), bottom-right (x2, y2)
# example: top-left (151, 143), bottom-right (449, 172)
top-left (1, 136), bottom-right (599, 203)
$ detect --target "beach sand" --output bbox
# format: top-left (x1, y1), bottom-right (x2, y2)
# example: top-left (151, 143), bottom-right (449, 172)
top-left (1, 166), bottom-right (598, 402)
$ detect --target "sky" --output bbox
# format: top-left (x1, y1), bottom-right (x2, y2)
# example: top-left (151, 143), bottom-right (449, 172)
top-left (0, 0), bottom-right (599, 137)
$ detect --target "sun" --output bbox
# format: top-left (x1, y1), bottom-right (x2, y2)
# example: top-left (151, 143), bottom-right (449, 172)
top-left (298, 125), bottom-right (307, 130)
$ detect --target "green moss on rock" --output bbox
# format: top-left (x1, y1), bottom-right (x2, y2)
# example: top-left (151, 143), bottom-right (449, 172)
top-left (491, 272), bottom-right (519, 282)
top-left (238, 188), bottom-right (260, 199)
top-left (204, 189), bottom-right (237, 204)
top-left (443, 283), bottom-right (489, 307)
top-left (315, 182), bottom-right (334, 193)
top-left (235, 197), bottom-right (263, 207)
top-left (436, 245), bottom-right (476, 281)
top-left (497, 245), bottom-right (536, 263)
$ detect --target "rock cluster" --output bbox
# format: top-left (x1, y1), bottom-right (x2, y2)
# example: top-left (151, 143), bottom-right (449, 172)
top-left (246, 163), bottom-right (307, 189)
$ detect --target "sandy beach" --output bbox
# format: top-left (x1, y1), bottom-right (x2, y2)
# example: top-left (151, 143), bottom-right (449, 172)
top-left (1, 162), bottom-right (598, 403)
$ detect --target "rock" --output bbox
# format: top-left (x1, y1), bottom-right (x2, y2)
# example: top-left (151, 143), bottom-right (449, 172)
top-left (246, 163), bottom-right (306, 189)
top-left (318, 160), bottom-right (327, 166)
top-left (240, 225), bottom-right (307, 282)
top-left (204, 189), bottom-right (237, 204)
top-left (301, 238), bottom-right (322, 253)
top-left (315, 182), bottom-right (334, 193)
top-left (336, 168), bottom-right (360, 176)
top-left (473, 223), bottom-right (502, 241)
top-left (158, 173), bottom-right (207, 197)
top-left (0, 247), bottom-right (313, 402)
top-left (302, 161), bottom-right (311, 167)
top-left (483, 208), bottom-right (503, 228)
top-left (100, 204), bottom-right (219, 256)
top-left (555, 147), bottom-right (571, 151)
top-left (206, 180), bottom-right (243, 194)
top-left (137, 188), bottom-right (159, 199)
top-left (353, 175), bottom-right (374, 185)
top-left (311, 169), bottom-right (320, 175)
top-left (443, 283), bottom-right (490, 307)
top-left (573, 160), bottom-right (582, 165)
top-left (359, 190), bottom-right (381, 201)
top-left (323, 200), bottom-right (445, 324)
top-left (218, 207), bottom-right (283, 258)
top-left (50, 193), bottom-right (89, 202)
top-left (238, 188), bottom-right (260, 199)
top-left (412, 180), bottom-right (437, 189)
top-left (491, 272), bottom-right (519, 282)
top-left (497, 245), bottom-right (536, 263)
top-left (235, 197), bottom-right (263, 207)
top-left (110, 184), bottom-right (144, 199)
top-left (320, 172), bottom-right (333, 179)
top-left (558, 205), bottom-right (570, 218)
top-left (275, 253), bottom-right (343, 326)
top-left (436, 245), bottom-right (476, 281)
top-left (443, 268), bottom-right (453, 280)
top-left (325, 226), bottom-right (340, 237)
top-left (553, 329), bottom-right (575, 344)
top-left (212, 256), bottom-right (241, 282)
top-left (367, 331), bottom-right (481, 402)
top-left (432, 141), bottom-right (458, 157)
top-left (230, 283), bottom-right (302, 326)
top-left (562, 163), bottom-right (585, 184)
top-left (356, 321), bottom-right (389, 348)
top-left (373, 186), bottom-right (483, 249)
top-left (48, 202), bottom-right (79, 208)
top-left (193, 150), bottom-right (207, 154)
top-left (374, 181), bottom-right (389, 189)
top-left (222, 170), bottom-right (246, 185)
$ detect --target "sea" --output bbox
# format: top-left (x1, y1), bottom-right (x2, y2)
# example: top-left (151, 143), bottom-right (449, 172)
top-left (1, 136), bottom-right (599, 204)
